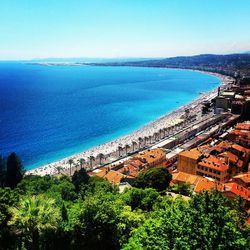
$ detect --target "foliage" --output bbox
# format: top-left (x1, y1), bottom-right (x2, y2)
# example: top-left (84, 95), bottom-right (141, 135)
top-left (0, 154), bottom-right (249, 250)
top-left (121, 187), bottom-right (161, 211)
top-left (134, 167), bottom-right (172, 191)
top-left (8, 194), bottom-right (61, 250)
top-left (170, 183), bottom-right (193, 196)
top-left (0, 187), bottom-right (19, 249)
top-left (5, 152), bottom-right (24, 188)
top-left (123, 191), bottom-right (249, 250)
top-left (0, 155), bottom-right (6, 187)
top-left (72, 168), bottom-right (90, 191)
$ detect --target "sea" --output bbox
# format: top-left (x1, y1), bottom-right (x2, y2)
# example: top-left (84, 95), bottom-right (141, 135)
top-left (0, 63), bottom-right (220, 170)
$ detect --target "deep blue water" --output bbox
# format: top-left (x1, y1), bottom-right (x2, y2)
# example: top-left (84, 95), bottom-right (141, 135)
top-left (0, 63), bottom-right (220, 170)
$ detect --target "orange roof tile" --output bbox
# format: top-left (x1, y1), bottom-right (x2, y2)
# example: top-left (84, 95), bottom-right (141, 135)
top-left (235, 123), bottom-right (250, 131)
top-left (219, 151), bottom-right (238, 164)
top-left (198, 155), bottom-right (229, 172)
top-left (224, 182), bottom-right (250, 200)
top-left (194, 179), bottom-right (224, 193)
top-left (137, 149), bottom-right (166, 165)
top-left (178, 148), bottom-right (201, 160)
top-left (104, 170), bottom-right (125, 185)
top-left (233, 173), bottom-right (250, 184)
top-left (172, 171), bottom-right (204, 186)
top-left (232, 143), bottom-right (249, 154)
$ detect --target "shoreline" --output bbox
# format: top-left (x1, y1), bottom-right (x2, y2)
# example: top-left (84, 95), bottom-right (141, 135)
top-left (27, 70), bottom-right (234, 176)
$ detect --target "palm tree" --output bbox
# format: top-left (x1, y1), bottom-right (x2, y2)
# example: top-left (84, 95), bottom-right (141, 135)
top-left (8, 195), bottom-right (60, 250)
top-left (77, 158), bottom-right (85, 169)
top-left (55, 166), bottom-right (63, 174)
top-left (159, 129), bottom-right (163, 139)
top-left (138, 137), bottom-right (143, 149)
top-left (153, 132), bottom-right (158, 141)
top-left (144, 136), bottom-right (148, 145)
top-left (88, 155), bottom-right (95, 169)
top-left (118, 145), bottom-right (123, 157)
top-left (132, 141), bottom-right (137, 151)
top-left (97, 153), bottom-right (105, 165)
top-left (163, 128), bottom-right (167, 138)
top-left (148, 135), bottom-right (152, 144)
top-left (68, 159), bottom-right (74, 176)
top-left (125, 144), bottom-right (130, 155)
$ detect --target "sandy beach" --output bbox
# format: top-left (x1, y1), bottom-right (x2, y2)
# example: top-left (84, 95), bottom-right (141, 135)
top-left (27, 70), bottom-right (234, 176)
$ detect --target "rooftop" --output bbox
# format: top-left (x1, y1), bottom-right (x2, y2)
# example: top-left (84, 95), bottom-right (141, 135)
top-left (198, 155), bottom-right (228, 172)
top-left (178, 148), bottom-right (201, 160)
top-left (224, 182), bottom-right (250, 201)
top-left (232, 173), bottom-right (250, 184)
top-left (137, 148), bottom-right (166, 165)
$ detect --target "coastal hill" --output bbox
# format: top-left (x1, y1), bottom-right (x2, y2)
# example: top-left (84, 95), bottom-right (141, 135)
top-left (88, 53), bottom-right (250, 77)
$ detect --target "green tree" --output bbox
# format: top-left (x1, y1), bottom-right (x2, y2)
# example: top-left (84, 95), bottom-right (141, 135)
top-left (71, 192), bottom-right (122, 250)
top-left (8, 195), bottom-right (61, 250)
top-left (88, 155), bottom-right (95, 169)
top-left (77, 158), bottom-right (85, 169)
top-left (171, 183), bottom-right (193, 196)
top-left (0, 188), bottom-right (19, 249)
top-left (0, 155), bottom-right (6, 187)
top-left (117, 206), bottom-right (145, 247)
top-left (121, 188), bottom-right (161, 211)
top-left (6, 152), bottom-right (24, 188)
top-left (134, 167), bottom-right (172, 191)
top-left (72, 168), bottom-right (90, 192)
top-left (123, 191), bottom-right (248, 250)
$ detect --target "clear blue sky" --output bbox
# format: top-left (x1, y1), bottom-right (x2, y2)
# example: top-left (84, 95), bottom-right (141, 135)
top-left (0, 0), bottom-right (249, 59)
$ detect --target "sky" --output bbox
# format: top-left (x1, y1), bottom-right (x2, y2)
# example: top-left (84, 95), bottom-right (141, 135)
top-left (0, 0), bottom-right (250, 60)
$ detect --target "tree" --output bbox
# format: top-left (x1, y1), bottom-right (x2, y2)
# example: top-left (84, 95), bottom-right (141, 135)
top-left (153, 132), bottom-right (158, 141)
top-left (171, 183), bottom-right (193, 196)
top-left (138, 137), bottom-right (143, 149)
top-left (0, 188), bottom-right (19, 249)
top-left (8, 195), bottom-right (61, 250)
top-left (123, 191), bottom-right (248, 250)
top-left (125, 145), bottom-right (130, 155)
top-left (118, 146), bottom-right (123, 157)
top-left (68, 159), bottom-right (74, 176)
top-left (148, 135), bottom-right (152, 144)
top-left (159, 129), bottom-right (163, 139)
top-left (132, 141), bottom-right (137, 151)
top-left (97, 153), bottom-right (105, 165)
top-left (5, 153), bottom-right (24, 189)
top-left (88, 155), bottom-right (95, 169)
top-left (71, 192), bottom-right (122, 250)
top-left (121, 188), bottom-right (161, 211)
top-left (134, 167), bottom-right (172, 192)
top-left (78, 158), bottom-right (85, 169)
top-left (72, 168), bottom-right (90, 192)
top-left (56, 166), bottom-right (63, 175)
top-left (0, 155), bottom-right (6, 187)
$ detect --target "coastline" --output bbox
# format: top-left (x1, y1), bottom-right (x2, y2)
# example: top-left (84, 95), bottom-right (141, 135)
top-left (27, 70), bottom-right (234, 176)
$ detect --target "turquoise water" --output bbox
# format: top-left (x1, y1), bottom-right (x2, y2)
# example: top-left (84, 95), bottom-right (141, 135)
top-left (0, 63), bottom-right (220, 169)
